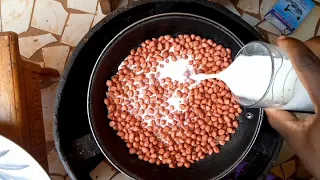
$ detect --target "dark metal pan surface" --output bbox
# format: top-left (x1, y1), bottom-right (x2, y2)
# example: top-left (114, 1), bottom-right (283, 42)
top-left (88, 13), bottom-right (263, 180)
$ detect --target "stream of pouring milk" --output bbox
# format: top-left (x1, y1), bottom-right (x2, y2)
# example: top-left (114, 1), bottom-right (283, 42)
top-left (191, 55), bottom-right (314, 112)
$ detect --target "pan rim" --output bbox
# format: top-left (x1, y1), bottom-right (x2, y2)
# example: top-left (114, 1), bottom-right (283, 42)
top-left (87, 12), bottom-right (262, 180)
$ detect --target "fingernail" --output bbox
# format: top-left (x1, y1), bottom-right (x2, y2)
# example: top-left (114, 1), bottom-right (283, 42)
top-left (278, 35), bottom-right (286, 40)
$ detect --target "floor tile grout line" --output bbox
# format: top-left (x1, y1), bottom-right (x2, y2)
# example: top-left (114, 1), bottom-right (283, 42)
top-left (60, 12), bottom-right (70, 43)
top-left (90, 0), bottom-right (100, 28)
top-left (58, 0), bottom-right (71, 39)
top-left (28, 0), bottom-right (37, 34)
top-left (109, 171), bottom-right (120, 180)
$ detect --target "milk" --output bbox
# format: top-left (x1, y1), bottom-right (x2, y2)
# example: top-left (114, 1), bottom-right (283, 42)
top-left (191, 55), bottom-right (314, 112)
top-left (118, 47), bottom-right (197, 128)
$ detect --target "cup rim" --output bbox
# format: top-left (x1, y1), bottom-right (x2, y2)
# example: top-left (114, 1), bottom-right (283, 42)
top-left (232, 41), bottom-right (275, 108)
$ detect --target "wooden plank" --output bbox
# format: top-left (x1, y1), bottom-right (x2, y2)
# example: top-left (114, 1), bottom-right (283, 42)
top-left (0, 32), bottom-right (48, 171)
top-left (0, 32), bottom-right (30, 149)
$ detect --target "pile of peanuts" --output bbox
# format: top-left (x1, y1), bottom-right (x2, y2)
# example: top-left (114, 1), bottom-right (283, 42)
top-left (104, 34), bottom-right (242, 169)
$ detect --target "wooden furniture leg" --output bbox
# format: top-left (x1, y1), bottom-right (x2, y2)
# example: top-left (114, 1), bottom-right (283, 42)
top-left (0, 32), bottom-right (48, 172)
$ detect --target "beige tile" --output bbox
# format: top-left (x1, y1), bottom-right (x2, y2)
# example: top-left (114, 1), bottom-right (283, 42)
top-left (237, 0), bottom-right (260, 14)
top-left (31, 0), bottom-right (69, 35)
top-left (271, 165), bottom-right (284, 179)
top-left (19, 33), bottom-right (57, 58)
top-left (317, 26), bottom-right (320, 36)
top-left (257, 21), bottom-right (281, 35)
top-left (241, 13), bottom-right (260, 26)
top-left (41, 82), bottom-right (59, 142)
top-left (112, 173), bottom-right (130, 180)
top-left (47, 148), bottom-right (67, 176)
top-left (267, 33), bottom-right (279, 45)
top-left (219, 0), bottom-right (241, 17)
top-left (42, 45), bottom-right (70, 76)
top-left (1, 0), bottom-right (34, 34)
top-left (289, 6), bottom-right (320, 42)
top-left (67, 0), bottom-right (98, 14)
top-left (260, 0), bottom-right (277, 19)
top-left (281, 160), bottom-right (296, 180)
top-left (61, 14), bottom-right (94, 47)
top-left (90, 161), bottom-right (117, 180)
top-left (92, 3), bottom-right (107, 27)
top-left (36, 61), bottom-right (45, 68)
top-left (23, 59), bottom-right (45, 68)
top-left (274, 141), bottom-right (295, 166)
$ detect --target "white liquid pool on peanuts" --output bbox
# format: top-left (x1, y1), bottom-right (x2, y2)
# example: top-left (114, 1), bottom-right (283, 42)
top-left (104, 34), bottom-right (242, 168)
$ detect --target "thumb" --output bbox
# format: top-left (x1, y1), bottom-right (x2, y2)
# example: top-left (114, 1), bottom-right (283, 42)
top-left (277, 36), bottom-right (320, 105)
top-left (264, 108), bottom-right (298, 139)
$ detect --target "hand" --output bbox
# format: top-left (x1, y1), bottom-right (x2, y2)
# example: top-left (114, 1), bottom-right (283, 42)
top-left (265, 36), bottom-right (320, 179)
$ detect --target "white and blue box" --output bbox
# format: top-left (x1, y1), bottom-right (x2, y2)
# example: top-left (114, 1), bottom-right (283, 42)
top-left (265, 0), bottom-right (315, 35)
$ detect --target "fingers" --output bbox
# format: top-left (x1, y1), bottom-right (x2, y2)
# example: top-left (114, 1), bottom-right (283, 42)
top-left (304, 36), bottom-right (320, 58)
top-left (265, 108), bottom-right (298, 139)
top-left (277, 37), bottom-right (320, 105)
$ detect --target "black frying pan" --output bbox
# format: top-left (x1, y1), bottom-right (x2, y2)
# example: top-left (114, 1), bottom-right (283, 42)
top-left (87, 12), bottom-right (263, 180)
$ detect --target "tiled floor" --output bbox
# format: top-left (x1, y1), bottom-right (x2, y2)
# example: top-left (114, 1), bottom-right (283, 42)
top-left (1, 0), bottom-right (319, 179)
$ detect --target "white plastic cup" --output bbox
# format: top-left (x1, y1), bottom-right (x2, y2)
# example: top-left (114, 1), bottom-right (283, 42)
top-left (233, 41), bottom-right (314, 112)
